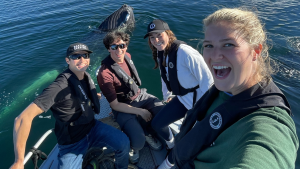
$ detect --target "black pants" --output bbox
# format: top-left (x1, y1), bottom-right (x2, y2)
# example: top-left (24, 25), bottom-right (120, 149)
top-left (151, 96), bottom-right (188, 141)
top-left (151, 96), bottom-right (188, 164)
top-left (113, 88), bottom-right (166, 151)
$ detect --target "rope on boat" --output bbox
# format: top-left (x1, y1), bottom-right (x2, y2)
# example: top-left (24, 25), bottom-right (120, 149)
top-left (29, 147), bottom-right (48, 169)
top-left (24, 129), bottom-right (54, 165)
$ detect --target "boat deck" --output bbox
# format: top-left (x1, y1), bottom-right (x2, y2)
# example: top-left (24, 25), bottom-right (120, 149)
top-left (37, 96), bottom-right (181, 169)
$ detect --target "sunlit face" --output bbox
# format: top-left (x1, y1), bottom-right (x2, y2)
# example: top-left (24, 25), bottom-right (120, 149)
top-left (66, 51), bottom-right (90, 73)
top-left (202, 22), bottom-right (258, 95)
top-left (108, 39), bottom-right (128, 63)
top-left (149, 32), bottom-right (169, 51)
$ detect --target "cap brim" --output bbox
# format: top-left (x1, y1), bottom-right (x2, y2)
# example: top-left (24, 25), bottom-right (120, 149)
top-left (143, 30), bottom-right (165, 39)
top-left (68, 50), bottom-right (93, 57)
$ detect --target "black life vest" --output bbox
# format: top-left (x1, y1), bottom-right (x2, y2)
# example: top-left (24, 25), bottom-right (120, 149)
top-left (101, 54), bottom-right (141, 102)
top-left (158, 40), bottom-right (199, 105)
top-left (55, 69), bottom-right (100, 145)
top-left (172, 80), bottom-right (291, 169)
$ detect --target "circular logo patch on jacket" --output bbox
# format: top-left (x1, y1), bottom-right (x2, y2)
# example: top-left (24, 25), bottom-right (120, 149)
top-left (209, 112), bottom-right (222, 129)
top-left (150, 23), bottom-right (155, 29)
top-left (169, 62), bottom-right (174, 68)
top-left (129, 79), bottom-right (134, 84)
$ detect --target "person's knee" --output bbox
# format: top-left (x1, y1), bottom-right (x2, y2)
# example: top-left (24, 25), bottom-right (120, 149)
top-left (58, 153), bottom-right (83, 169)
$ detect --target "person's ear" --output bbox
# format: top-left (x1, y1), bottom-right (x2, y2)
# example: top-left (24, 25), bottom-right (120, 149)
top-left (65, 57), bottom-right (70, 64)
top-left (253, 44), bottom-right (262, 61)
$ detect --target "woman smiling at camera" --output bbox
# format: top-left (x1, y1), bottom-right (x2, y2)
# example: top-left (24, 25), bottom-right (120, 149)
top-left (157, 8), bottom-right (299, 169)
top-left (144, 19), bottom-right (213, 153)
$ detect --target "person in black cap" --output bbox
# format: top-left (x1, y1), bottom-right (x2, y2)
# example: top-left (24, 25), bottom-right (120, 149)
top-left (144, 19), bottom-right (214, 168)
top-left (10, 43), bottom-right (130, 169)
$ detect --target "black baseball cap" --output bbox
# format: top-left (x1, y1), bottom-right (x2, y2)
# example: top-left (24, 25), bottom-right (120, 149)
top-left (143, 19), bottom-right (170, 39)
top-left (66, 43), bottom-right (93, 57)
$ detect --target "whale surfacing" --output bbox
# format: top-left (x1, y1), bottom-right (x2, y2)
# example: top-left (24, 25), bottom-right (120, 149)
top-left (98, 4), bottom-right (135, 32)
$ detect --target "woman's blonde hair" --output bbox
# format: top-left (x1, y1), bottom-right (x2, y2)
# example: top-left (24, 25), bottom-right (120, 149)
top-left (148, 30), bottom-right (177, 69)
top-left (203, 8), bottom-right (274, 82)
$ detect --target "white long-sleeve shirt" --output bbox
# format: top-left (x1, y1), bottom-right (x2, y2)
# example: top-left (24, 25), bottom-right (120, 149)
top-left (160, 44), bottom-right (213, 110)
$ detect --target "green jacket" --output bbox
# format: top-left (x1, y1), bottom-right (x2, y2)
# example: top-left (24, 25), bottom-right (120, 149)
top-left (194, 92), bottom-right (298, 169)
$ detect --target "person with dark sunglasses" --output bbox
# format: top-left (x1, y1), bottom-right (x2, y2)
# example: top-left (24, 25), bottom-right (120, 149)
top-left (97, 31), bottom-right (171, 164)
top-left (68, 53), bottom-right (90, 60)
top-left (109, 43), bottom-right (127, 50)
top-left (11, 42), bottom-right (130, 169)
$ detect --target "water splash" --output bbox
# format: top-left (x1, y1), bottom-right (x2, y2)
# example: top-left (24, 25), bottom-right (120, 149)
top-left (286, 36), bottom-right (300, 52)
top-left (273, 58), bottom-right (300, 80)
top-left (0, 130), bottom-right (9, 134)
top-left (38, 115), bottom-right (51, 119)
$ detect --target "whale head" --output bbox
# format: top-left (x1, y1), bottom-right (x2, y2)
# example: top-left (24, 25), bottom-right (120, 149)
top-left (98, 4), bottom-right (135, 32)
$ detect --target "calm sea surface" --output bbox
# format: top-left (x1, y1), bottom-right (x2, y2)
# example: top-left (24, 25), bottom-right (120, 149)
top-left (1, 0), bottom-right (299, 168)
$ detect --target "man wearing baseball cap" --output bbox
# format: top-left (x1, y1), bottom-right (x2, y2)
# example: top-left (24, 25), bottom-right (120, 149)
top-left (10, 43), bottom-right (130, 169)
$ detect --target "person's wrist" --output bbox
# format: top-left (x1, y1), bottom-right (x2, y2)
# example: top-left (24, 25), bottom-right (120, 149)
top-left (136, 109), bottom-right (143, 116)
top-left (15, 158), bottom-right (24, 163)
top-left (168, 95), bottom-right (175, 99)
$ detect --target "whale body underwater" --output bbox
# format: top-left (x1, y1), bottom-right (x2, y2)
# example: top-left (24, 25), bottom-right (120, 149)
top-left (0, 4), bottom-right (135, 120)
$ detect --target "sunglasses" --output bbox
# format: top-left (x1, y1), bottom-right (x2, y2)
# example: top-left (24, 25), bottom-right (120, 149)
top-left (110, 44), bottom-right (126, 50)
top-left (68, 53), bottom-right (90, 60)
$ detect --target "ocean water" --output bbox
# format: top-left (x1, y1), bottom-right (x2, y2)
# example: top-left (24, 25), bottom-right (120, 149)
top-left (0, 0), bottom-right (299, 168)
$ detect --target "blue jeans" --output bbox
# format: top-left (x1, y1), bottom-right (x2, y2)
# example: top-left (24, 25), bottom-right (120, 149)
top-left (57, 120), bottom-right (130, 169)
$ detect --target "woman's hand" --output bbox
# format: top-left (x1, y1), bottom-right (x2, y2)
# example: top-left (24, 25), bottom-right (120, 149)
top-left (165, 97), bottom-right (173, 103)
top-left (139, 109), bottom-right (152, 122)
top-left (97, 93), bottom-right (102, 99)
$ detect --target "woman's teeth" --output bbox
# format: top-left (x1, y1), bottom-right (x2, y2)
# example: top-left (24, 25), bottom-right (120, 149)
top-left (213, 65), bottom-right (231, 78)
top-left (213, 66), bottom-right (229, 69)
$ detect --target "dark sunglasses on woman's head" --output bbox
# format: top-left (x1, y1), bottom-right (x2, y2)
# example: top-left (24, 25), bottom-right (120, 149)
top-left (110, 44), bottom-right (126, 50)
top-left (68, 53), bottom-right (90, 60)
